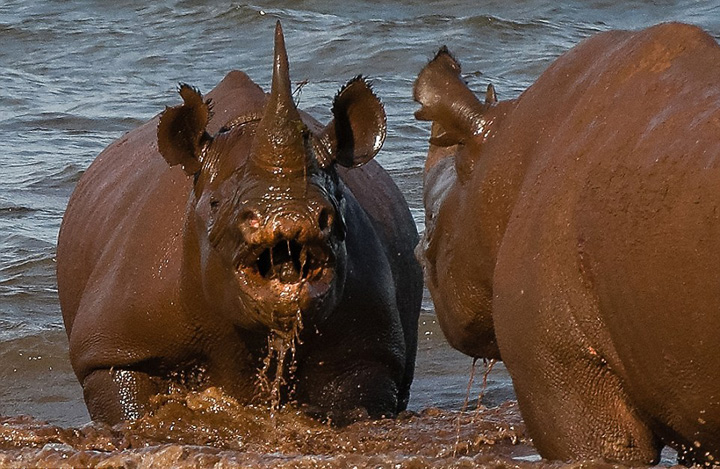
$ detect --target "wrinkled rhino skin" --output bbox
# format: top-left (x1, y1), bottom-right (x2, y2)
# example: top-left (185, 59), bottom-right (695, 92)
top-left (57, 22), bottom-right (422, 425)
top-left (415, 22), bottom-right (720, 466)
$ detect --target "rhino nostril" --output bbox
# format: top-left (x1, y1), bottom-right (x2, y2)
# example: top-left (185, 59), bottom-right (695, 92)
top-left (240, 208), bottom-right (261, 230)
top-left (318, 208), bottom-right (331, 232)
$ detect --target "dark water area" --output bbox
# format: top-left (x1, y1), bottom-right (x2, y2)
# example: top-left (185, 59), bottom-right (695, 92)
top-left (1, 0), bottom-right (718, 466)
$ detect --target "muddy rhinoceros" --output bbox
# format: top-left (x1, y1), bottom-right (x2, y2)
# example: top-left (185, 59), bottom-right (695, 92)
top-left (57, 22), bottom-right (422, 425)
top-left (414, 22), bottom-right (720, 466)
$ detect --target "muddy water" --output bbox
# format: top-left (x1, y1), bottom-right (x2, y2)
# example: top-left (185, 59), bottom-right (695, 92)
top-left (0, 314), bottom-right (541, 468)
top-left (0, 314), bottom-right (681, 468)
top-left (1, 0), bottom-right (717, 466)
top-left (0, 393), bottom-right (533, 468)
top-left (257, 317), bottom-right (303, 412)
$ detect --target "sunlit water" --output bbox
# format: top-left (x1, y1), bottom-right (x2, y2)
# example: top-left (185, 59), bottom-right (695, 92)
top-left (1, 0), bottom-right (718, 466)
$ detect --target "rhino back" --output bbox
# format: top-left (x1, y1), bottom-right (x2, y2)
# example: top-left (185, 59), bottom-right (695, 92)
top-left (339, 162), bottom-right (421, 316)
top-left (56, 114), bottom-right (189, 327)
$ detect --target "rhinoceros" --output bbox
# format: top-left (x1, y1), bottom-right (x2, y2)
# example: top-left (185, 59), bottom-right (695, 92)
top-left (57, 22), bottom-right (422, 425)
top-left (414, 22), bottom-right (720, 466)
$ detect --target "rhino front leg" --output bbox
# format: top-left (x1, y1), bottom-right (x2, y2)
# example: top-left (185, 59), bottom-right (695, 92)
top-left (294, 360), bottom-right (400, 425)
top-left (82, 368), bottom-right (164, 424)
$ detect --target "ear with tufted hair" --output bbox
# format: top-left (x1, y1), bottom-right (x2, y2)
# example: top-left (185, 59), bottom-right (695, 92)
top-left (413, 46), bottom-right (493, 148)
top-left (317, 76), bottom-right (386, 168)
top-left (157, 84), bottom-right (212, 176)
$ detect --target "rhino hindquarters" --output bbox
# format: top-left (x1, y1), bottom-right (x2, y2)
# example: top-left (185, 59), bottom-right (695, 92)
top-left (493, 251), bottom-right (661, 464)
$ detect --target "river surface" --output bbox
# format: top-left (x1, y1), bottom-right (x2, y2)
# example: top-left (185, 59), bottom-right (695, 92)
top-left (1, 1), bottom-right (718, 466)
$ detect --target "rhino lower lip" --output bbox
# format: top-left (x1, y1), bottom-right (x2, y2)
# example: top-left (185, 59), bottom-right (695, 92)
top-left (236, 239), bottom-right (332, 286)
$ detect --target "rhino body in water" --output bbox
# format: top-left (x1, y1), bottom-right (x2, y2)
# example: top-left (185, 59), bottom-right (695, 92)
top-left (414, 22), bottom-right (720, 466)
top-left (57, 22), bottom-right (422, 425)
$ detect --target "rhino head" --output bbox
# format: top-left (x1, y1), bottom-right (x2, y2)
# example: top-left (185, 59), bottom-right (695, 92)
top-left (412, 47), bottom-right (502, 360)
top-left (156, 22), bottom-right (386, 334)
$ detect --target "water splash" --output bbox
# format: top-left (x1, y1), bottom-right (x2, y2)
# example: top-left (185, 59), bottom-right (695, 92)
top-left (256, 294), bottom-right (305, 415)
top-left (0, 399), bottom-right (531, 468)
top-left (454, 357), bottom-right (498, 456)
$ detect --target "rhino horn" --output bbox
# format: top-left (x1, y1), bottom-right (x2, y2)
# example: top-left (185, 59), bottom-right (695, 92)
top-left (251, 21), bottom-right (307, 174)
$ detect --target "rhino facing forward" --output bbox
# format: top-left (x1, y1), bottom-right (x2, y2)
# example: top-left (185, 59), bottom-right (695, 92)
top-left (57, 22), bottom-right (422, 425)
top-left (415, 23), bottom-right (720, 465)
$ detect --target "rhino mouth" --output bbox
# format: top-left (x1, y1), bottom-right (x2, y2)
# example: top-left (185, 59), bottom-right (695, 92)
top-left (237, 238), bottom-right (333, 285)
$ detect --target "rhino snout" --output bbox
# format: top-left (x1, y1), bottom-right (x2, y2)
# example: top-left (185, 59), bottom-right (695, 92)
top-left (238, 205), bottom-right (334, 242)
top-left (252, 238), bottom-right (332, 284)
top-left (234, 206), bottom-right (336, 287)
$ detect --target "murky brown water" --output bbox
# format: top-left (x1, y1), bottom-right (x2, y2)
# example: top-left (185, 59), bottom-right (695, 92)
top-left (257, 311), bottom-right (305, 412)
top-left (0, 387), bottom-right (534, 468)
top-left (0, 388), bottom-right (685, 468)
top-left (0, 314), bottom-right (684, 467)
top-left (0, 316), bottom-right (682, 468)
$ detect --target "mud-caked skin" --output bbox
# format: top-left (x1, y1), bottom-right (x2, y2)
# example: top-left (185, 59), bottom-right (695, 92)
top-left (57, 22), bottom-right (422, 426)
top-left (414, 22), bottom-right (720, 466)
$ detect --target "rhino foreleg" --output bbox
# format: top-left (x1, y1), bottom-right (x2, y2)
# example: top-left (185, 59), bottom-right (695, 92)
top-left (82, 368), bottom-right (163, 424)
top-left (295, 360), bottom-right (400, 426)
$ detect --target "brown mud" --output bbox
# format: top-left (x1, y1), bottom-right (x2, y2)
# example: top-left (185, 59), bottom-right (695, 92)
top-left (256, 309), bottom-right (304, 412)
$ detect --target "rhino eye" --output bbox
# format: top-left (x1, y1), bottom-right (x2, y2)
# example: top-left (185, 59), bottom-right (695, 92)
top-left (209, 199), bottom-right (220, 212)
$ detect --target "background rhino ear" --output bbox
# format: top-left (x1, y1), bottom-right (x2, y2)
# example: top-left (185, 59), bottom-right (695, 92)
top-left (157, 84), bottom-right (211, 176)
top-left (413, 47), bottom-right (490, 147)
top-left (319, 77), bottom-right (386, 168)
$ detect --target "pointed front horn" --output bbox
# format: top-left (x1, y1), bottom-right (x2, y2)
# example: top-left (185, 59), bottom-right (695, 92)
top-left (266, 21), bottom-right (301, 123)
top-left (249, 21), bottom-right (308, 174)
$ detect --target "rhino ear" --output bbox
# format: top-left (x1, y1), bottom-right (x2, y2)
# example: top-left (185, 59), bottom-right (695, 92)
top-left (318, 77), bottom-right (386, 168)
top-left (157, 84), bottom-right (212, 176)
top-left (413, 47), bottom-right (492, 147)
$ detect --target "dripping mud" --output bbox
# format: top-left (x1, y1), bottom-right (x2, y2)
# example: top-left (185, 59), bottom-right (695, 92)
top-left (257, 308), bottom-right (304, 414)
